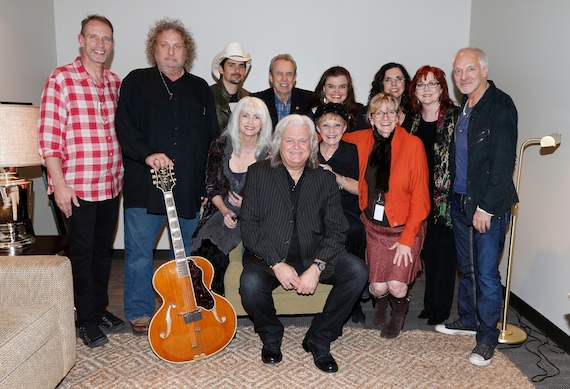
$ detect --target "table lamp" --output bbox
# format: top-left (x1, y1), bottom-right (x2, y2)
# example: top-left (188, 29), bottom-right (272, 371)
top-left (0, 104), bottom-right (42, 251)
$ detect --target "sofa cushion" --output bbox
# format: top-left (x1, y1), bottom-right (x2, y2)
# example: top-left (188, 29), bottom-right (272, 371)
top-left (0, 304), bottom-right (59, 380)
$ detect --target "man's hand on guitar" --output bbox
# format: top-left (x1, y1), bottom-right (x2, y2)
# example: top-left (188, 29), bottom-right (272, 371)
top-left (146, 153), bottom-right (174, 170)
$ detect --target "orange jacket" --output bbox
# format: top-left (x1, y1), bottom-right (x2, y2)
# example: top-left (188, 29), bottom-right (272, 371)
top-left (343, 125), bottom-right (430, 247)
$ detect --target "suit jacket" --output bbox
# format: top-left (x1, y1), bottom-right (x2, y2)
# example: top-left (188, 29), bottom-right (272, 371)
top-left (240, 160), bottom-right (348, 279)
top-left (251, 87), bottom-right (313, 128)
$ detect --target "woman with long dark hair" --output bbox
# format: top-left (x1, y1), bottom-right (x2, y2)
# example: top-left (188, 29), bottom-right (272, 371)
top-left (366, 63), bottom-right (413, 130)
top-left (306, 66), bottom-right (367, 131)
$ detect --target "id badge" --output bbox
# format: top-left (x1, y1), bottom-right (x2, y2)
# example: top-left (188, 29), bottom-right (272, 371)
top-left (374, 204), bottom-right (384, 221)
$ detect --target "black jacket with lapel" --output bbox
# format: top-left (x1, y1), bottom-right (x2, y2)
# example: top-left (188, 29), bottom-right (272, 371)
top-left (251, 87), bottom-right (313, 128)
top-left (240, 160), bottom-right (348, 279)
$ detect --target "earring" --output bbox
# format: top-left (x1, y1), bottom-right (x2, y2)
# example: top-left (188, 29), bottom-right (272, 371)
top-left (323, 97), bottom-right (327, 104)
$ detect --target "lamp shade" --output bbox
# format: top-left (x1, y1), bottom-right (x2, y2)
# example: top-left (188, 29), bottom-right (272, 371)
top-left (0, 104), bottom-right (41, 167)
top-left (540, 133), bottom-right (562, 148)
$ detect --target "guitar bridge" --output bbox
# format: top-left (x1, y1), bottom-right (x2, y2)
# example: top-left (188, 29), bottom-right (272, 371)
top-left (181, 310), bottom-right (203, 324)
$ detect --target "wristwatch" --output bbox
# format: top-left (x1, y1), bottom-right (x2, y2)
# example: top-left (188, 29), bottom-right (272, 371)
top-left (312, 261), bottom-right (326, 271)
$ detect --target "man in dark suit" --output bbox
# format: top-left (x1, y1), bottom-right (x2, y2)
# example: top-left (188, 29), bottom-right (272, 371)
top-left (239, 114), bottom-right (368, 373)
top-left (251, 54), bottom-right (313, 128)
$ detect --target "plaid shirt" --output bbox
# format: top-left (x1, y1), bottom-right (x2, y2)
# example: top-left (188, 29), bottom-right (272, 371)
top-left (274, 93), bottom-right (291, 123)
top-left (39, 57), bottom-right (124, 202)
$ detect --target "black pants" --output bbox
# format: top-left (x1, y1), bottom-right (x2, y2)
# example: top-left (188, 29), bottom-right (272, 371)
top-left (191, 239), bottom-right (229, 296)
top-left (421, 221), bottom-right (457, 322)
top-left (66, 197), bottom-right (120, 326)
top-left (239, 251), bottom-right (368, 349)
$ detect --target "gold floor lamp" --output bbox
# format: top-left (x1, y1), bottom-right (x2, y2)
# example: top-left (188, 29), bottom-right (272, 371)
top-left (497, 133), bottom-right (562, 344)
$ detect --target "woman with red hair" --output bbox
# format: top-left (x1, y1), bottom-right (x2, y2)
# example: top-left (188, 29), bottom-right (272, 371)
top-left (408, 66), bottom-right (460, 325)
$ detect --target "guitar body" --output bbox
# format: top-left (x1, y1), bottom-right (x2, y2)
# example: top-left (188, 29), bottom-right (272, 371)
top-left (149, 256), bottom-right (237, 363)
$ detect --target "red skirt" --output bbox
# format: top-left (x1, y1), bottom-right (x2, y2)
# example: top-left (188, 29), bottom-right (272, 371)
top-left (361, 214), bottom-right (427, 284)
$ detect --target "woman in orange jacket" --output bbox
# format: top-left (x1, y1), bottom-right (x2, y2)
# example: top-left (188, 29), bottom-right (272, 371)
top-left (343, 93), bottom-right (430, 338)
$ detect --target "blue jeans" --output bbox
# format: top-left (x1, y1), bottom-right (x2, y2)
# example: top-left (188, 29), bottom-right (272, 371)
top-left (452, 194), bottom-right (510, 347)
top-left (123, 207), bottom-right (199, 322)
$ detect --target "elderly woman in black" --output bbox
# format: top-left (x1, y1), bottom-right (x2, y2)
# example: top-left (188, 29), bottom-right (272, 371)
top-left (192, 96), bottom-right (272, 294)
top-left (408, 65), bottom-right (460, 325)
top-left (315, 103), bottom-right (367, 322)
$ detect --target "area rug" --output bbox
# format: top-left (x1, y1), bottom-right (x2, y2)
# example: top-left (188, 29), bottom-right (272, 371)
top-left (57, 326), bottom-right (532, 388)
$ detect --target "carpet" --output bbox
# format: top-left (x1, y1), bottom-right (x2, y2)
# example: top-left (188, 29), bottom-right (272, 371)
top-left (57, 326), bottom-right (533, 389)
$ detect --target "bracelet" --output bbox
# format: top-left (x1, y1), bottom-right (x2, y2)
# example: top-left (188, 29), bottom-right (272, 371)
top-left (339, 175), bottom-right (346, 191)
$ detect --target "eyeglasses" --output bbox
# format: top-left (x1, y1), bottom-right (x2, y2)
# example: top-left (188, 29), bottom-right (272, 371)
top-left (383, 76), bottom-right (406, 84)
top-left (415, 81), bottom-right (440, 90)
top-left (373, 110), bottom-right (398, 118)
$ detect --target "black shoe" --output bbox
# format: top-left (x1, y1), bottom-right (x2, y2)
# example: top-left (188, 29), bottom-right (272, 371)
top-left (261, 342), bottom-right (282, 364)
top-left (302, 337), bottom-right (338, 373)
top-left (77, 323), bottom-right (108, 348)
top-left (98, 310), bottom-right (126, 332)
top-left (427, 317), bottom-right (446, 325)
top-left (418, 308), bottom-right (430, 319)
top-left (351, 302), bottom-right (366, 324)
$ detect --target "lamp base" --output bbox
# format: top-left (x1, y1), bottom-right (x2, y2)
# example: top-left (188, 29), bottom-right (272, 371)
top-left (1, 172), bottom-right (36, 252)
top-left (497, 322), bottom-right (528, 344)
top-left (0, 222), bottom-right (36, 251)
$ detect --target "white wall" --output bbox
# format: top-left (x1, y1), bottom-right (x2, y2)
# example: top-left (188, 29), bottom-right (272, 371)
top-left (50, 0), bottom-right (471, 249)
top-left (0, 0), bottom-right (59, 236)
top-left (470, 1), bottom-right (570, 336)
top-left (52, 0), bottom-right (470, 104)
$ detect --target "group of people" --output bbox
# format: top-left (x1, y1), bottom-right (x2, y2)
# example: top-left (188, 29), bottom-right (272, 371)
top-left (37, 14), bottom-right (518, 373)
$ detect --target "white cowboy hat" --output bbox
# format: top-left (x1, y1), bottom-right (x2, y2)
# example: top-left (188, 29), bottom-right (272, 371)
top-left (211, 42), bottom-right (252, 81)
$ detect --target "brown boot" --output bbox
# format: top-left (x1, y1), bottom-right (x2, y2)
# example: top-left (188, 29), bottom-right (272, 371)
top-left (372, 293), bottom-right (390, 328)
top-left (381, 294), bottom-right (410, 338)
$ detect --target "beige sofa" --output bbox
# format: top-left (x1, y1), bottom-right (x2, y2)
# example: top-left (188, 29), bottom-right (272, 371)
top-left (0, 255), bottom-right (76, 389)
top-left (223, 243), bottom-right (332, 316)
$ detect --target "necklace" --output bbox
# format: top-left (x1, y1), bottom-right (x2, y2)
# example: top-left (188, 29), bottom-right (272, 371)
top-left (241, 147), bottom-right (256, 155)
top-left (158, 69), bottom-right (173, 100)
top-left (321, 144), bottom-right (337, 160)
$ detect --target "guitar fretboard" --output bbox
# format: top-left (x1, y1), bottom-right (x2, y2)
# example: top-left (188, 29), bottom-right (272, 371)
top-left (163, 191), bottom-right (189, 278)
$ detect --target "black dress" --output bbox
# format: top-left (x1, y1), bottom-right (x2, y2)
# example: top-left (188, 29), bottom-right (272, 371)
top-left (317, 141), bottom-right (366, 261)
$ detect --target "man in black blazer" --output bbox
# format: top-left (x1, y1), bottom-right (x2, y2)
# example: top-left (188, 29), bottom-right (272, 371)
top-left (239, 114), bottom-right (368, 373)
top-left (251, 54), bottom-right (313, 128)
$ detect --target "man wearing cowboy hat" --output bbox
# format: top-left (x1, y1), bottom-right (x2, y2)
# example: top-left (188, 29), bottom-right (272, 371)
top-left (211, 42), bottom-right (252, 132)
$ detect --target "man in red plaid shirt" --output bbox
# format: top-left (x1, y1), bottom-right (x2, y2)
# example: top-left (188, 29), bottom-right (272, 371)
top-left (38, 14), bottom-right (125, 348)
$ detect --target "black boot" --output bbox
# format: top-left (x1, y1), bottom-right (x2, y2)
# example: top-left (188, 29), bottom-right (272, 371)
top-left (381, 294), bottom-right (410, 338)
top-left (372, 293), bottom-right (389, 328)
top-left (351, 301), bottom-right (365, 324)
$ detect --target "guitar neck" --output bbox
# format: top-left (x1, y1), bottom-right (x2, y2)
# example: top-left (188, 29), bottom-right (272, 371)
top-left (162, 190), bottom-right (190, 277)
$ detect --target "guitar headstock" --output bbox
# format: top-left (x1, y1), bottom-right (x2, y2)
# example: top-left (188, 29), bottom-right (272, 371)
top-left (151, 166), bottom-right (176, 193)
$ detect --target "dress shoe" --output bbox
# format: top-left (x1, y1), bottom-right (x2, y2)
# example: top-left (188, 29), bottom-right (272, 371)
top-left (261, 342), bottom-right (282, 364)
top-left (351, 302), bottom-right (366, 324)
top-left (418, 308), bottom-right (430, 319)
top-left (427, 317), bottom-right (445, 325)
top-left (130, 317), bottom-right (150, 336)
top-left (77, 323), bottom-right (108, 348)
top-left (302, 338), bottom-right (338, 373)
top-left (98, 310), bottom-right (126, 332)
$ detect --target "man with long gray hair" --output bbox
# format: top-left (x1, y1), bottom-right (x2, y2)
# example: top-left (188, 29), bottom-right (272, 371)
top-left (116, 18), bottom-right (218, 336)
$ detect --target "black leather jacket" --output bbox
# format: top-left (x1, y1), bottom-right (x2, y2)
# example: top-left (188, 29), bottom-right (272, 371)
top-left (450, 80), bottom-right (519, 223)
top-left (210, 79), bottom-right (249, 133)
